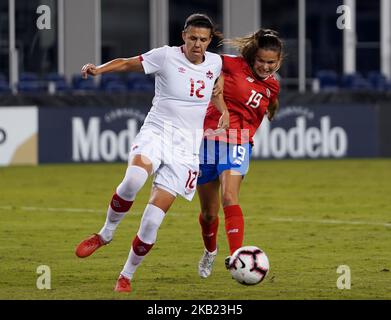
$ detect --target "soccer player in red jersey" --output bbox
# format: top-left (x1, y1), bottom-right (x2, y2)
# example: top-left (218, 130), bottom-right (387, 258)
top-left (197, 29), bottom-right (283, 278)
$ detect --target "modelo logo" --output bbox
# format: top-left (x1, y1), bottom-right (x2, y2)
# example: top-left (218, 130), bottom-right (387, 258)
top-left (0, 128), bottom-right (6, 145)
top-left (72, 117), bottom-right (138, 162)
top-left (254, 116), bottom-right (348, 158)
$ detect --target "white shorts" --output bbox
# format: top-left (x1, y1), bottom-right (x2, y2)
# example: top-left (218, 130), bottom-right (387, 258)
top-left (128, 126), bottom-right (199, 201)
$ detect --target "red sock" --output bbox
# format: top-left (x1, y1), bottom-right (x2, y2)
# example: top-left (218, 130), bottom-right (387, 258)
top-left (199, 213), bottom-right (219, 253)
top-left (223, 205), bottom-right (244, 255)
top-left (110, 193), bottom-right (133, 213)
top-left (132, 235), bottom-right (154, 256)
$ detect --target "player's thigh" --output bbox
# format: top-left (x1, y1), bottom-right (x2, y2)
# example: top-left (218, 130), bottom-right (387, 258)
top-left (154, 157), bottom-right (199, 201)
top-left (197, 179), bottom-right (220, 220)
top-left (148, 185), bottom-right (177, 213)
top-left (129, 154), bottom-right (153, 175)
top-left (219, 170), bottom-right (243, 207)
top-left (217, 142), bottom-right (252, 206)
top-left (128, 128), bottom-right (162, 174)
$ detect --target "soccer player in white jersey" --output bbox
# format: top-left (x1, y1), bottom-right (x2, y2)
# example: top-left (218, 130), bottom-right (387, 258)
top-left (75, 13), bottom-right (229, 293)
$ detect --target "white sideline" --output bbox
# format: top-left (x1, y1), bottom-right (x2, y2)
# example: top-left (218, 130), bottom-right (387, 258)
top-left (0, 205), bottom-right (390, 227)
top-left (0, 205), bottom-right (144, 215)
top-left (0, 205), bottom-right (102, 213)
top-left (269, 217), bottom-right (391, 228)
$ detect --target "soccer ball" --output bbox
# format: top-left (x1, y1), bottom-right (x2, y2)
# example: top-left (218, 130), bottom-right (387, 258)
top-left (227, 246), bottom-right (270, 285)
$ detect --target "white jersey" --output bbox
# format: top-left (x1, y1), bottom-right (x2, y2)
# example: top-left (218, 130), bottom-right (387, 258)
top-left (140, 45), bottom-right (222, 155)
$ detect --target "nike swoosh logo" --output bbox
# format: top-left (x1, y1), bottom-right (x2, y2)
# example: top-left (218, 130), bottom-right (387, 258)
top-left (238, 257), bottom-right (246, 269)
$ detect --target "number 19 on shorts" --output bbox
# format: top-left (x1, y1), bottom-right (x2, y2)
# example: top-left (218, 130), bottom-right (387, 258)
top-left (232, 145), bottom-right (246, 164)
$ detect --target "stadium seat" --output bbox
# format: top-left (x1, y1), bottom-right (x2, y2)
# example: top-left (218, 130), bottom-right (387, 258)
top-left (44, 73), bottom-right (70, 93)
top-left (103, 81), bottom-right (128, 93)
top-left (53, 80), bottom-right (71, 92)
top-left (350, 77), bottom-right (372, 91)
top-left (19, 72), bottom-right (39, 82)
top-left (100, 74), bottom-right (121, 89)
top-left (367, 71), bottom-right (388, 91)
top-left (72, 74), bottom-right (96, 91)
top-left (127, 73), bottom-right (154, 92)
top-left (129, 80), bottom-right (155, 92)
top-left (315, 70), bottom-right (338, 91)
top-left (0, 81), bottom-right (11, 94)
top-left (45, 72), bottom-right (67, 82)
top-left (340, 73), bottom-right (366, 90)
top-left (0, 72), bottom-right (7, 83)
top-left (17, 81), bottom-right (44, 93)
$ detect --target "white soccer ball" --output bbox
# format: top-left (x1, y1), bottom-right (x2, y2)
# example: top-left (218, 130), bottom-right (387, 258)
top-left (228, 246), bottom-right (270, 285)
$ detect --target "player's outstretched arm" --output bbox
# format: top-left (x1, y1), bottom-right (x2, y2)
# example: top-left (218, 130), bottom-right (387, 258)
top-left (81, 56), bottom-right (144, 78)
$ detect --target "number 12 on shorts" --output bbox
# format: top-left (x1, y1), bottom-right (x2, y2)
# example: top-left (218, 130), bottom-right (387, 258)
top-left (185, 170), bottom-right (198, 190)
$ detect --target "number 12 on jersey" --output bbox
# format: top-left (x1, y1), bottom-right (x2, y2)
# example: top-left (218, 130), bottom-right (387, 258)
top-left (190, 78), bottom-right (205, 98)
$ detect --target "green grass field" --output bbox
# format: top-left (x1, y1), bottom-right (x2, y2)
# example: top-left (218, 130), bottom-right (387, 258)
top-left (0, 159), bottom-right (390, 300)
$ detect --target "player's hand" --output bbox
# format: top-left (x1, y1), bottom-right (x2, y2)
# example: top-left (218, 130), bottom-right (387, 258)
top-left (217, 110), bottom-right (229, 130)
top-left (267, 108), bottom-right (276, 121)
top-left (81, 63), bottom-right (99, 79)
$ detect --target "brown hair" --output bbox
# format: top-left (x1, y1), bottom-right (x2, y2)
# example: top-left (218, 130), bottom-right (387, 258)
top-left (183, 13), bottom-right (223, 40)
top-left (225, 29), bottom-right (283, 68)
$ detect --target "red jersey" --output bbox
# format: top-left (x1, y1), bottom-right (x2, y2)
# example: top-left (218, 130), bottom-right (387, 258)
top-left (203, 55), bottom-right (280, 144)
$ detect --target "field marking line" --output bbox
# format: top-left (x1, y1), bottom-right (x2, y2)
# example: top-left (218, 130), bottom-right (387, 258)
top-left (0, 205), bottom-right (390, 227)
top-left (0, 205), bottom-right (147, 216)
top-left (0, 205), bottom-right (102, 213)
top-left (269, 217), bottom-right (391, 228)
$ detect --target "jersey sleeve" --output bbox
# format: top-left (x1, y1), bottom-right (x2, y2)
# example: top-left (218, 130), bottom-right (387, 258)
top-left (221, 54), bottom-right (239, 74)
top-left (140, 46), bottom-right (169, 74)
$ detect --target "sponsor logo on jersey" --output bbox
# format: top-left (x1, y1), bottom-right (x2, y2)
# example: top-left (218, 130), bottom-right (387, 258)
top-left (178, 67), bottom-right (186, 74)
top-left (131, 144), bottom-right (139, 151)
top-left (246, 76), bottom-right (255, 83)
top-left (206, 70), bottom-right (213, 79)
top-left (266, 88), bottom-right (271, 98)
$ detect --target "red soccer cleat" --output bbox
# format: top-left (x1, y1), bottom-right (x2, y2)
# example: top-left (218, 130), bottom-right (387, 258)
top-left (114, 275), bottom-right (131, 293)
top-left (75, 233), bottom-right (107, 258)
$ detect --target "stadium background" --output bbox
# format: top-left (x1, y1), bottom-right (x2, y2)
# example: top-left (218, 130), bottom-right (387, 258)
top-left (0, 0), bottom-right (390, 301)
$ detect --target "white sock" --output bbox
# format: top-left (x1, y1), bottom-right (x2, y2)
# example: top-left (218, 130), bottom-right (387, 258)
top-left (98, 206), bottom-right (125, 242)
top-left (98, 165), bottom-right (149, 242)
top-left (120, 248), bottom-right (144, 280)
top-left (120, 204), bottom-right (165, 279)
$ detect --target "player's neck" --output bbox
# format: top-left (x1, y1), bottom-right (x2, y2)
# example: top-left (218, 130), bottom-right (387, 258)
top-left (182, 45), bottom-right (205, 65)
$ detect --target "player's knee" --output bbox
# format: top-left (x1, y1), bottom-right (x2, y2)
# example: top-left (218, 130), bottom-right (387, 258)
top-left (201, 208), bottom-right (219, 223)
top-left (221, 191), bottom-right (238, 207)
top-left (116, 165), bottom-right (149, 201)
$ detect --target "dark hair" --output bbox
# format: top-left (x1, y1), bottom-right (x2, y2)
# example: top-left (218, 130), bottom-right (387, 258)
top-left (226, 28), bottom-right (284, 67)
top-left (183, 13), bottom-right (222, 39)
